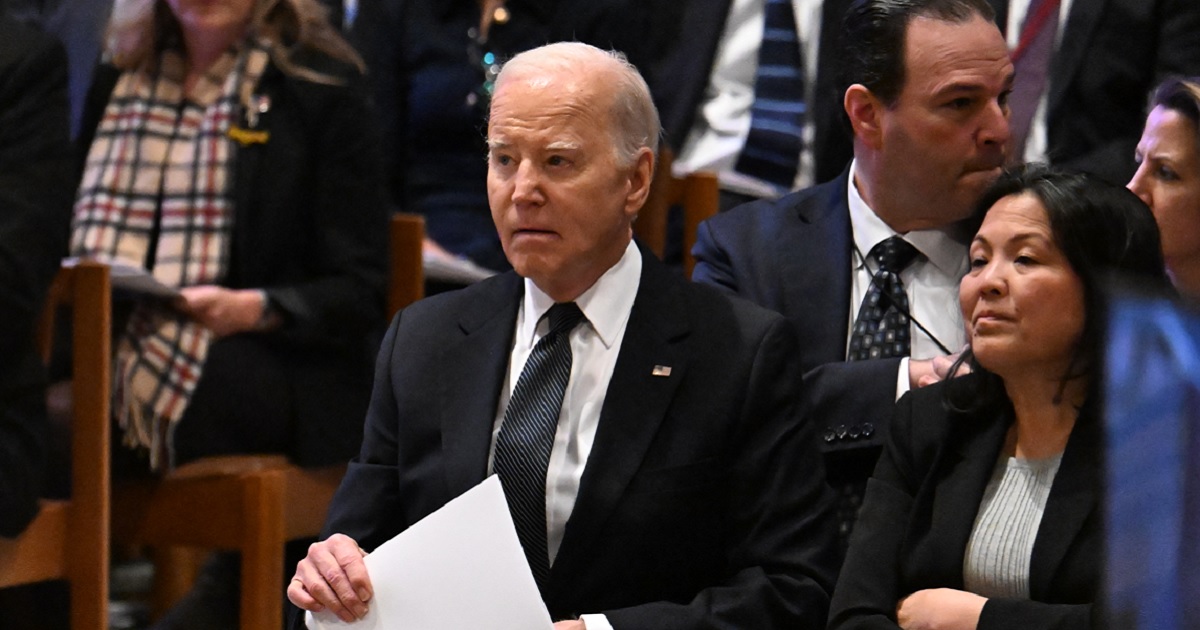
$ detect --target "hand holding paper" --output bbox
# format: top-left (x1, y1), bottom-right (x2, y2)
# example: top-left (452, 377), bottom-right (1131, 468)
top-left (289, 533), bottom-right (372, 623)
top-left (301, 476), bottom-right (553, 630)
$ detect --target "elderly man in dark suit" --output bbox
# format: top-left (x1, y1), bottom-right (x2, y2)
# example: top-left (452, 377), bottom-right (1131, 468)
top-left (0, 10), bottom-right (73, 538)
top-left (693, 0), bottom-right (1013, 554)
top-left (287, 42), bottom-right (838, 629)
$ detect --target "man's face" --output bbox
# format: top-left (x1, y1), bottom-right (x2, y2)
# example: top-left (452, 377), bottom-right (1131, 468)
top-left (487, 69), bottom-right (650, 301)
top-left (875, 15), bottom-right (1013, 229)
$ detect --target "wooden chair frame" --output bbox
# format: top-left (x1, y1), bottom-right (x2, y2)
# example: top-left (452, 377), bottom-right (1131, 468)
top-left (0, 262), bottom-right (112, 630)
top-left (634, 147), bottom-right (720, 278)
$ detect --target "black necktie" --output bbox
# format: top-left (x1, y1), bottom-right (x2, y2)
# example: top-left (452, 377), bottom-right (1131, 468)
top-left (734, 0), bottom-right (806, 190)
top-left (848, 236), bottom-right (919, 361)
top-left (493, 302), bottom-right (585, 591)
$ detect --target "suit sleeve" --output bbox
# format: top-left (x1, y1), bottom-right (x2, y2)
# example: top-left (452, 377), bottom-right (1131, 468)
top-left (827, 391), bottom-right (919, 629)
top-left (315, 309), bottom-right (407, 550)
top-left (603, 317), bottom-right (840, 629)
top-left (804, 359), bottom-right (903, 452)
top-left (691, 218), bottom-right (742, 295)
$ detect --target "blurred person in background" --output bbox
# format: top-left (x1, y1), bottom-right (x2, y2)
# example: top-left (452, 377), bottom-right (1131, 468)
top-left (1128, 77), bottom-right (1200, 298)
top-left (72, 0), bottom-right (387, 625)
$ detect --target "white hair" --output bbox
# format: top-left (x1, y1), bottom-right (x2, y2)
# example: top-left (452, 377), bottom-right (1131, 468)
top-left (493, 42), bottom-right (661, 167)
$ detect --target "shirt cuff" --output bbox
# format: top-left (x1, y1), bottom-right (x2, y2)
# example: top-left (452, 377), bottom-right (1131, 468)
top-left (579, 613), bottom-right (614, 630)
top-left (895, 356), bottom-right (911, 402)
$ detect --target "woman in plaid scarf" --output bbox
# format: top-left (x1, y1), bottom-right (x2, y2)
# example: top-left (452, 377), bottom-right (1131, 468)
top-left (72, 0), bottom-right (387, 621)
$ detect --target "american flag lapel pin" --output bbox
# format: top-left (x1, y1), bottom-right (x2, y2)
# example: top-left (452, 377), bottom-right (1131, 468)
top-left (651, 365), bottom-right (672, 377)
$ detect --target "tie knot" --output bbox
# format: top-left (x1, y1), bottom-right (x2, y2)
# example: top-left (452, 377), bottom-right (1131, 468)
top-left (546, 302), bottom-right (585, 337)
top-left (869, 236), bottom-right (919, 274)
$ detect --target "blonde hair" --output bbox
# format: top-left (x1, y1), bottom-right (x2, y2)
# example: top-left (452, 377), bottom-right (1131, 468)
top-left (107, 0), bottom-right (364, 83)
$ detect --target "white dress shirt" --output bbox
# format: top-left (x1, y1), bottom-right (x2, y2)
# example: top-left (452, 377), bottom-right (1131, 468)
top-left (1006, 0), bottom-right (1075, 163)
top-left (846, 161), bottom-right (970, 399)
top-left (673, 0), bottom-right (824, 197)
top-left (488, 241), bottom-right (641, 630)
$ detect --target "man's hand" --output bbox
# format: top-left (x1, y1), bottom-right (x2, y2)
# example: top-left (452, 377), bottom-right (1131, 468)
top-left (287, 534), bottom-right (373, 623)
top-left (176, 286), bottom-right (267, 337)
top-left (908, 351), bottom-right (968, 389)
top-left (896, 588), bottom-right (985, 630)
top-left (552, 621), bottom-right (586, 630)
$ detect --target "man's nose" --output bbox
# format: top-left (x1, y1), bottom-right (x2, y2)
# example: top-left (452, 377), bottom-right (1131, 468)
top-left (980, 99), bottom-right (1011, 149)
top-left (512, 161), bottom-right (543, 205)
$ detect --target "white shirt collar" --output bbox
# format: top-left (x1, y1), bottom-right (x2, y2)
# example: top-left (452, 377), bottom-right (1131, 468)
top-left (846, 159), bottom-right (969, 276)
top-left (520, 240), bottom-right (642, 349)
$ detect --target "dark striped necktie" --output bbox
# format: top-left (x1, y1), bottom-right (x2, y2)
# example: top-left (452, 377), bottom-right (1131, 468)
top-left (493, 302), bottom-right (585, 592)
top-left (849, 236), bottom-right (920, 361)
top-left (734, 0), bottom-right (806, 191)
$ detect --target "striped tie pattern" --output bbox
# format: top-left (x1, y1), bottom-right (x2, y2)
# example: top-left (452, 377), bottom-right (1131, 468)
top-left (493, 302), bottom-right (585, 591)
top-left (849, 236), bottom-right (919, 361)
top-left (734, 0), bottom-right (806, 190)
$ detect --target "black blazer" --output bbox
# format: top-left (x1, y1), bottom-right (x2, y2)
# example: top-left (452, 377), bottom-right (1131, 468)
top-left (309, 250), bottom-right (840, 628)
top-left (828, 376), bottom-right (1100, 630)
top-left (692, 169), bottom-right (912, 454)
top-left (0, 15), bottom-right (73, 537)
top-left (80, 52), bottom-right (389, 465)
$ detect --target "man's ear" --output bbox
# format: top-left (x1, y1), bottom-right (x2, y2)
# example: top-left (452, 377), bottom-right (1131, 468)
top-left (845, 84), bottom-right (885, 151)
top-left (624, 147), bottom-right (655, 219)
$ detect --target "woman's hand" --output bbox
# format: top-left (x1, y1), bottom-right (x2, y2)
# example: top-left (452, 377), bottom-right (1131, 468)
top-left (176, 286), bottom-right (267, 337)
top-left (896, 588), bottom-right (986, 630)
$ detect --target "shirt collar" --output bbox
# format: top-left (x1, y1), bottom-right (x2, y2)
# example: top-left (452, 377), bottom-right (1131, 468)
top-left (520, 240), bottom-right (641, 348)
top-left (847, 159), bottom-right (969, 276)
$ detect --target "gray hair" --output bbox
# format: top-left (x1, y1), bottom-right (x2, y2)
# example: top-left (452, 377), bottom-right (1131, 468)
top-left (493, 42), bottom-right (661, 167)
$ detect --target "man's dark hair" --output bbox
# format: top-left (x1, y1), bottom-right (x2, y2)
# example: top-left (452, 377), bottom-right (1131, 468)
top-left (944, 163), bottom-right (1171, 413)
top-left (838, 0), bottom-right (996, 108)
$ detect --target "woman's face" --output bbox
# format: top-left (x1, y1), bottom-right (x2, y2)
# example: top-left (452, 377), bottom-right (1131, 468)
top-left (165, 0), bottom-right (256, 43)
top-left (1128, 105), bottom-right (1200, 265)
top-left (960, 193), bottom-right (1086, 379)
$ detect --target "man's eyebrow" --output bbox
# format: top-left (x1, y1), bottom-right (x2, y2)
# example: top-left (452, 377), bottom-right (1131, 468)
top-left (546, 140), bottom-right (581, 151)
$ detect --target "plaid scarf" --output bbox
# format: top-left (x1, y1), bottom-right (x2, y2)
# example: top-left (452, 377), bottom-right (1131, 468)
top-left (72, 40), bottom-right (270, 469)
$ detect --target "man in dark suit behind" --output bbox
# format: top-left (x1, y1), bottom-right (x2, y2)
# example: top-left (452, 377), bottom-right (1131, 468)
top-left (0, 10), bottom-right (73, 538)
top-left (287, 42), bottom-right (838, 629)
top-left (693, 0), bottom-right (1013, 554)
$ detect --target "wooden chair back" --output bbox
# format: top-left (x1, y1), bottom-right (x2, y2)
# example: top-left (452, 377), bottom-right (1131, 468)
top-left (0, 262), bottom-right (111, 630)
top-left (389, 213), bottom-right (425, 316)
top-left (634, 147), bottom-right (720, 278)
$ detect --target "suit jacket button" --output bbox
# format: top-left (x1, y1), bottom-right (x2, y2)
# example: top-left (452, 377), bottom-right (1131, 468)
top-left (823, 427), bottom-right (836, 442)
top-left (835, 424), bottom-right (848, 439)
top-left (848, 424), bottom-right (861, 439)
top-left (861, 422), bottom-right (875, 437)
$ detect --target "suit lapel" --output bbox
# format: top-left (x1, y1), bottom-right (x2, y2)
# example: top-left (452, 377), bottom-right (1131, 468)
top-left (1028, 412), bottom-right (1100, 597)
top-left (1047, 0), bottom-right (1106, 120)
top-left (780, 170), bottom-right (854, 368)
top-left (921, 408), bottom-right (1011, 586)
top-left (439, 274), bottom-right (523, 499)
top-left (549, 253), bottom-right (690, 585)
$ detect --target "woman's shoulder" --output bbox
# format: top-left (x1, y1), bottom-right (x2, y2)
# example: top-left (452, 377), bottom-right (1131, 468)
top-left (896, 373), bottom-right (1009, 447)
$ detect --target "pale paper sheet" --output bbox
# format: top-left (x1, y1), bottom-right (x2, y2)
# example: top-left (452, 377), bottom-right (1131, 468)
top-left (306, 475), bottom-right (553, 630)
